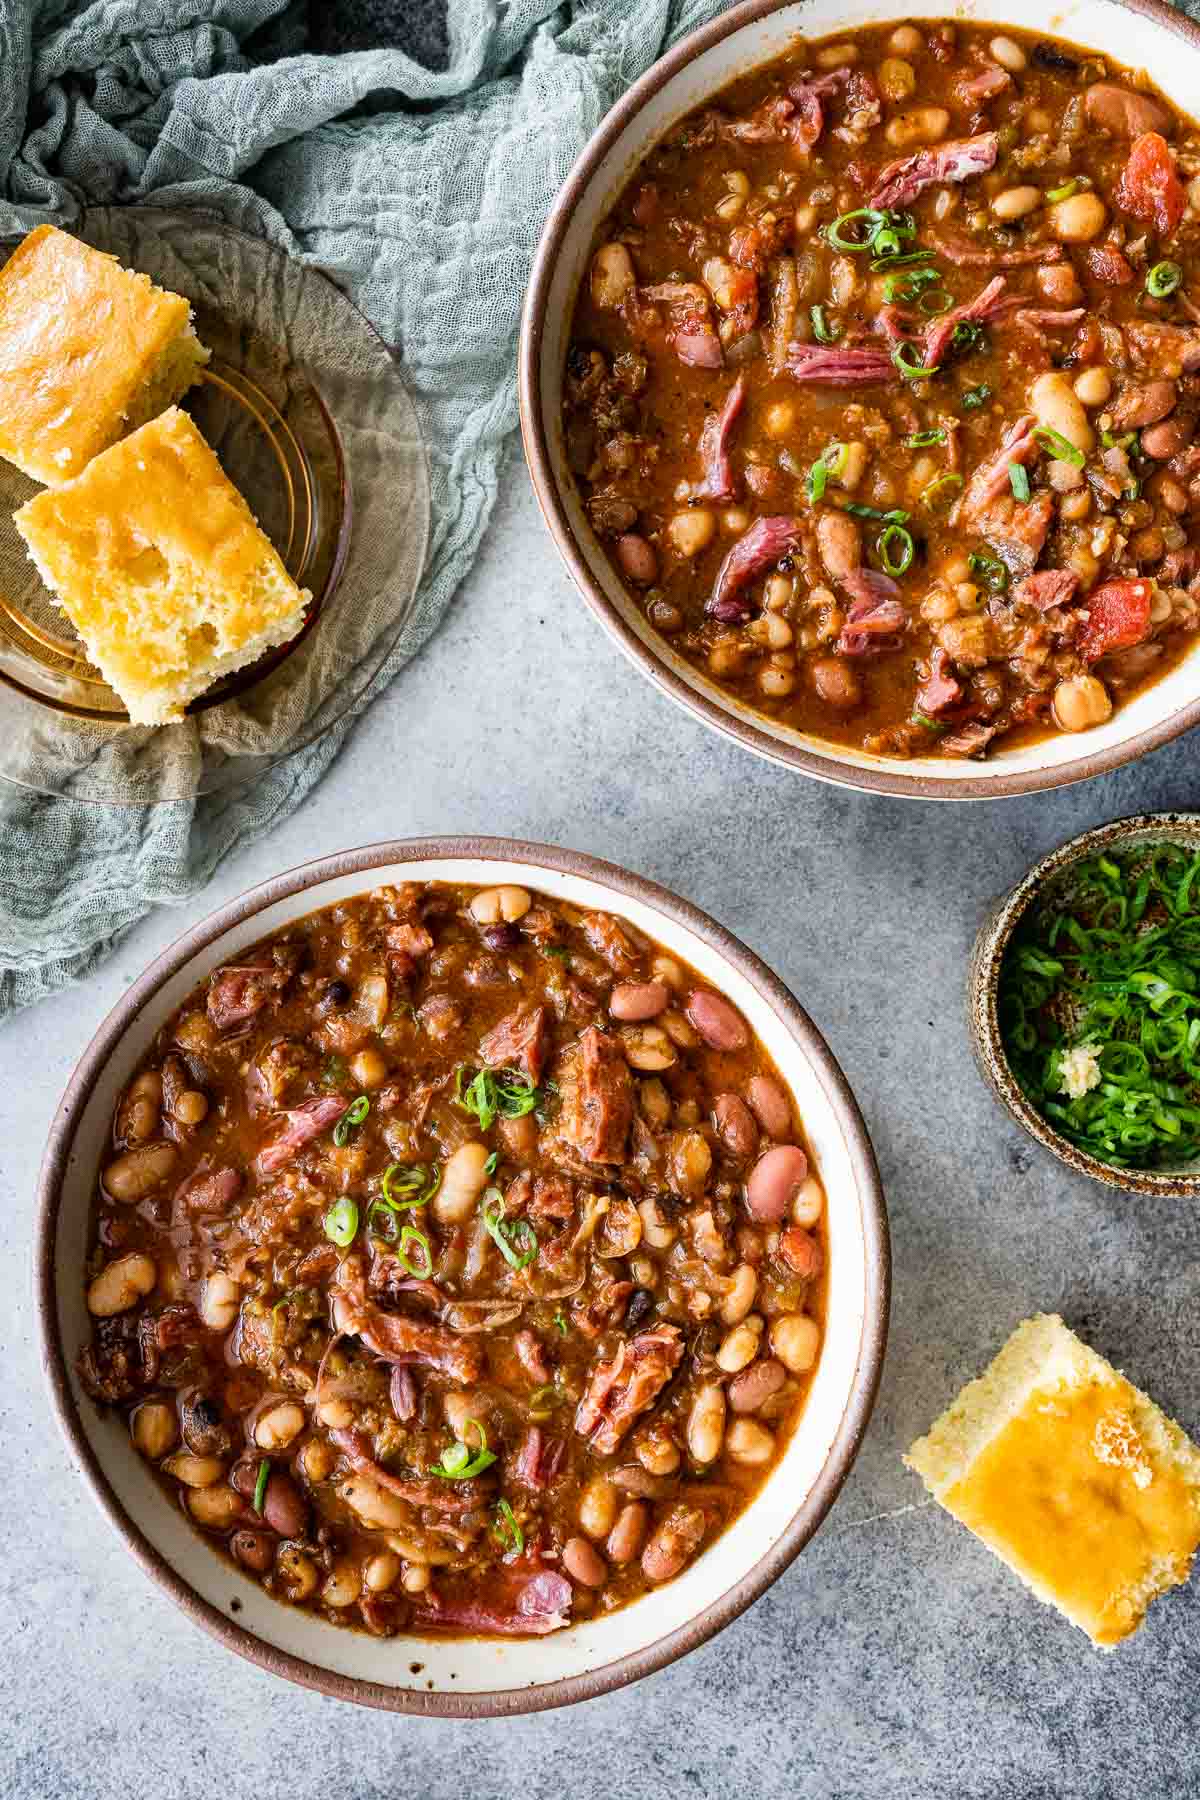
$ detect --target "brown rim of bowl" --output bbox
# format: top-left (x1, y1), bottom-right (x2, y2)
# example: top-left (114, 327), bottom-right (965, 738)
top-left (519, 0), bottom-right (1200, 801)
top-left (969, 811), bottom-right (1200, 1195)
top-left (36, 835), bottom-right (890, 1717)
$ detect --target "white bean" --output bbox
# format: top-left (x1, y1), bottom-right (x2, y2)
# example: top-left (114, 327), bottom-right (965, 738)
top-left (201, 1270), bottom-right (240, 1332)
top-left (1048, 192), bottom-right (1107, 243)
top-left (885, 107), bottom-right (949, 149)
top-left (1029, 371), bottom-right (1094, 457)
top-left (87, 1253), bottom-right (156, 1317)
top-left (590, 243), bottom-right (635, 309)
top-left (255, 1402), bottom-right (306, 1452)
top-left (687, 1383), bottom-right (727, 1464)
top-left (469, 885), bottom-right (530, 924)
top-left (434, 1141), bottom-right (491, 1224)
top-left (717, 1314), bottom-right (764, 1373)
top-left (771, 1313), bottom-right (821, 1375)
top-left (991, 186), bottom-right (1040, 222)
top-left (989, 34), bottom-right (1026, 71)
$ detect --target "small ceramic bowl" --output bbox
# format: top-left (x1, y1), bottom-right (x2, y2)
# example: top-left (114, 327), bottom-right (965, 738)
top-left (520, 0), bottom-right (1200, 800)
top-left (969, 812), bottom-right (1200, 1196)
top-left (37, 837), bottom-right (889, 1715)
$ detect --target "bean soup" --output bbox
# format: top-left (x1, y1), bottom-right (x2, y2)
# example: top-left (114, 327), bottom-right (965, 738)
top-left (563, 21), bottom-right (1200, 759)
top-left (79, 880), bottom-right (826, 1638)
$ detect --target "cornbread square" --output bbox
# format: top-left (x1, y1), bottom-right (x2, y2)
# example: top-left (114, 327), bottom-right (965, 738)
top-left (13, 408), bottom-right (309, 725)
top-left (0, 224), bottom-right (209, 486)
top-left (906, 1314), bottom-right (1200, 1649)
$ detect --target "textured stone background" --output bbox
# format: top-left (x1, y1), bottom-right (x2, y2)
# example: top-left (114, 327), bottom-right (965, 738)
top-left (4, 5), bottom-right (1200, 1797)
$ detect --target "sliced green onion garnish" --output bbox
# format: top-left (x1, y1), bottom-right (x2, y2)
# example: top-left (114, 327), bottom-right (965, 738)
top-left (878, 523), bottom-right (914, 576)
top-left (961, 384), bottom-right (991, 410)
top-left (394, 1224), bottom-right (433, 1279)
top-left (1033, 426), bottom-right (1085, 467)
top-left (1009, 462), bottom-right (1031, 501)
top-left (951, 320), bottom-right (984, 355)
top-left (429, 1418), bottom-right (498, 1480)
top-left (323, 1195), bottom-right (359, 1248)
top-left (823, 441), bottom-right (850, 480)
top-left (1146, 260), bottom-right (1182, 299)
top-left (870, 226), bottom-right (905, 260)
top-left (253, 1459), bottom-right (270, 1514)
top-left (843, 502), bottom-right (910, 523)
top-left (968, 551), bottom-right (1009, 593)
top-left (483, 1150), bottom-right (499, 1175)
top-left (493, 1498), bottom-right (525, 1555)
top-left (883, 265), bottom-right (940, 304)
top-left (810, 304), bottom-right (840, 343)
top-left (1100, 429), bottom-right (1137, 451)
top-left (481, 1187), bottom-right (539, 1271)
top-left (1046, 178), bottom-right (1079, 202)
top-left (381, 1161), bottom-right (439, 1209)
top-left (919, 289), bottom-right (953, 316)
top-left (892, 341), bottom-right (938, 379)
top-left (905, 429), bottom-right (947, 448)
top-left (921, 471), bottom-right (963, 508)
top-left (825, 207), bottom-right (886, 251)
top-left (332, 1094), bottom-right (369, 1147)
top-left (454, 1065), bottom-right (541, 1131)
top-left (870, 249), bottom-right (935, 273)
top-left (553, 1308), bottom-right (569, 1335)
top-left (807, 457), bottom-right (828, 502)
top-left (998, 845), bottom-right (1200, 1169)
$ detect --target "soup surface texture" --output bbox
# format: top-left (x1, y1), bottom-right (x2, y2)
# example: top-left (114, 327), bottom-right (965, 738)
top-left (563, 21), bottom-right (1200, 759)
top-left (79, 880), bottom-right (826, 1638)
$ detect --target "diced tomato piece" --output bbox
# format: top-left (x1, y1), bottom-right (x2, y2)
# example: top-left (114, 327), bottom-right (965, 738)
top-left (1076, 580), bottom-right (1153, 662)
top-left (1115, 132), bottom-right (1185, 237)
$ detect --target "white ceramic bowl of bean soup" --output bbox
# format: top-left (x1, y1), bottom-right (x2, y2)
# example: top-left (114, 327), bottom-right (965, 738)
top-left (520, 0), bottom-right (1200, 799)
top-left (37, 839), bottom-right (888, 1715)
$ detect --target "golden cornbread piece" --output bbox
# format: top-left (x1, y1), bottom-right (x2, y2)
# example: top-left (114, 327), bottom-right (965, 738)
top-left (906, 1314), bottom-right (1200, 1649)
top-left (0, 224), bottom-right (209, 486)
top-left (13, 408), bottom-right (309, 725)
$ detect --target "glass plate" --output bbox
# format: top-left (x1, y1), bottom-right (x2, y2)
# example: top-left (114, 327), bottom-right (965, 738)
top-left (0, 208), bottom-right (430, 803)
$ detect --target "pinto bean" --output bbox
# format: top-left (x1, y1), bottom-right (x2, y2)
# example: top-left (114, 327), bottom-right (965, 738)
top-left (684, 988), bottom-right (749, 1051)
top-left (231, 1529), bottom-right (275, 1573)
top-left (712, 1092), bottom-right (758, 1160)
top-left (263, 1471), bottom-right (309, 1538)
top-left (642, 1505), bottom-right (707, 1583)
top-left (811, 656), bottom-right (864, 709)
top-left (103, 1142), bottom-right (177, 1202)
top-left (1108, 380), bottom-right (1177, 431)
top-left (816, 510), bottom-right (861, 581)
top-left (1142, 416), bottom-right (1192, 459)
top-left (607, 1502), bottom-right (649, 1565)
top-left (779, 1225), bottom-right (823, 1278)
top-left (563, 1535), bottom-right (607, 1587)
top-left (635, 1433), bottom-right (681, 1477)
top-left (87, 1252), bottom-right (156, 1317)
top-left (746, 1144), bottom-right (809, 1222)
top-left (728, 1357), bottom-right (787, 1414)
top-left (610, 979), bottom-right (670, 1022)
top-left (1084, 82), bottom-right (1169, 138)
top-left (614, 533), bottom-right (658, 585)
top-left (434, 1141), bottom-right (491, 1223)
top-left (745, 1074), bottom-right (792, 1139)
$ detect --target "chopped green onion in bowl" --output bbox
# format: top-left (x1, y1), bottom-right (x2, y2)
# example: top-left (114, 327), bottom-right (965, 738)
top-left (1146, 260), bottom-right (1182, 299)
top-left (997, 844), bottom-right (1200, 1170)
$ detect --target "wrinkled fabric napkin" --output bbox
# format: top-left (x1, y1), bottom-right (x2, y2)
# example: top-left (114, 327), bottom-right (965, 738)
top-left (0, 0), bottom-right (723, 1018)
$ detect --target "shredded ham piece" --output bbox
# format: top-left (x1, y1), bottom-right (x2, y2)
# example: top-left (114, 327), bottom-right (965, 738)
top-left (869, 131), bottom-right (997, 209)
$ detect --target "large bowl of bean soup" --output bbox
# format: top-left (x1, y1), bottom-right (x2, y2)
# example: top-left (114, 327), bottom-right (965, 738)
top-left (521, 0), bottom-right (1200, 798)
top-left (37, 839), bottom-right (888, 1714)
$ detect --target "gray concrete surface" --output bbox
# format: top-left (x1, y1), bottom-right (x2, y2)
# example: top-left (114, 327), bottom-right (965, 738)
top-left (3, 450), bottom-right (1200, 1799)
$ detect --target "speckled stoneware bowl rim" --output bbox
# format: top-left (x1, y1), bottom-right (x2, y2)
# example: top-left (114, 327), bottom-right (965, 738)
top-left (519, 0), bottom-right (1200, 802)
top-left (969, 812), bottom-right (1200, 1196)
top-left (36, 836), bottom-right (889, 1717)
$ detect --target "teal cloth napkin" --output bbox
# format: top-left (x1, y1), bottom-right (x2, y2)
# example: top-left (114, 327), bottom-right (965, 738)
top-left (0, 0), bottom-right (722, 1017)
